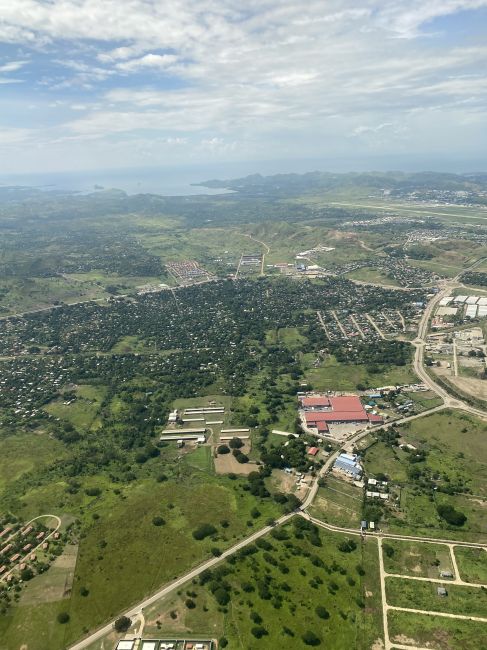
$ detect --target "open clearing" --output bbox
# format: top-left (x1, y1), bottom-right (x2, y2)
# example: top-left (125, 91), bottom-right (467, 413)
top-left (454, 546), bottom-right (487, 584)
top-left (388, 610), bottom-right (487, 649)
top-left (382, 540), bottom-right (453, 578)
top-left (386, 576), bottom-right (487, 617)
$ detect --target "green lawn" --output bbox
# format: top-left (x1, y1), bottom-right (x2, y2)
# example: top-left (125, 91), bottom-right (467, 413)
top-left (388, 610), bottom-right (487, 649)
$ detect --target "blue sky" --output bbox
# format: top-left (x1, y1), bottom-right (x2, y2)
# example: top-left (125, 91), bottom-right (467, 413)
top-left (0, 0), bottom-right (486, 175)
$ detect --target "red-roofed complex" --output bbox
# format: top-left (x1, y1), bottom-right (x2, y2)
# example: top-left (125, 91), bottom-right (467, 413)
top-left (300, 394), bottom-right (382, 433)
top-left (300, 396), bottom-right (331, 410)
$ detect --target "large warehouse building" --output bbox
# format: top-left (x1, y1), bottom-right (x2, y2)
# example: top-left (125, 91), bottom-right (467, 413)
top-left (300, 395), bottom-right (382, 434)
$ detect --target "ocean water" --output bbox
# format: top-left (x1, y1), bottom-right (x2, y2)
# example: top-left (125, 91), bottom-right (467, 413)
top-left (0, 164), bottom-right (245, 197)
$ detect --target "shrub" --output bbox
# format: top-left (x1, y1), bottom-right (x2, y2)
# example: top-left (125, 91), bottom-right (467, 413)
top-left (192, 523), bottom-right (217, 540)
top-left (85, 487), bottom-right (101, 497)
top-left (338, 539), bottom-right (357, 553)
top-left (57, 612), bottom-right (70, 624)
top-left (211, 547), bottom-right (222, 557)
top-left (219, 639), bottom-right (228, 648)
top-left (80, 586), bottom-right (89, 597)
top-left (185, 598), bottom-right (196, 609)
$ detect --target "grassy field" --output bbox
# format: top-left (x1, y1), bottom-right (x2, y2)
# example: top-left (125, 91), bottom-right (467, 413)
top-left (405, 390), bottom-right (443, 410)
top-left (363, 440), bottom-right (409, 483)
top-left (309, 476), bottom-right (363, 529)
top-left (265, 326), bottom-right (308, 351)
top-left (0, 432), bottom-right (66, 499)
top-left (454, 546), bottom-right (487, 584)
top-left (346, 266), bottom-right (400, 287)
top-left (386, 576), bottom-right (487, 617)
top-left (382, 540), bottom-right (453, 578)
top-left (44, 384), bottom-right (106, 431)
top-left (0, 470), bottom-right (282, 649)
top-left (303, 354), bottom-right (417, 392)
top-left (141, 523), bottom-right (384, 650)
top-left (363, 410), bottom-right (487, 540)
top-left (388, 610), bottom-right (487, 649)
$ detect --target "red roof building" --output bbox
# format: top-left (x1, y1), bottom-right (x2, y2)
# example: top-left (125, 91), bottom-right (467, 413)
top-left (307, 447), bottom-right (319, 456)
top-left (300, 396), bottom-right (331, 409)
top-left (302, 395), bottom-right (382, 431)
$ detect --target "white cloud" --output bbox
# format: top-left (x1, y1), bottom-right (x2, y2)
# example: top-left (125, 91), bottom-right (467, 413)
top-left (0, 59), bottom-right (28, 72)
top-left (116, 53), bottom-right (179, 73)
top-left (0, 1), bottom-right (486, 172)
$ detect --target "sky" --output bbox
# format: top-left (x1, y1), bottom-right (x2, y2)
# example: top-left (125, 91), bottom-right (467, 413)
top-left (0, 0), bottom-right (487, 176)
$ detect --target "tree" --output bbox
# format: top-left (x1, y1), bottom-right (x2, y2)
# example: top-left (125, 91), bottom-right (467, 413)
top-left (214, 587), bottom-right (230, 606)
top-left (302, 630), bottom-right (321, 646)
top-left (152, 516), bottom-right (165, 526)
top-left (229, 437), bottom-right (244, 449)
top-left (185, 598), bottom-right (196, 609)
top-left (192, 523), bottom-right (217, 540)
top-left (114, 616), bottom-right (131, 632)
top-left (383, 544), bottom-right (394, 558)
top-left (338, 539), bottom-right (357, 553)
top-left (437, 504), bottom-right (467, 526)
top-left (85, 487), bottom-right (101, 497)
top-left (251, 626), bottom-right (268, 638)
top-left (57, 612), bottom-right (70, 624)
top-left (20, 567), bottom-right (34, 581)
top-left (217, 444), bottom-right (230, 454)
top-left (315, 606), bottom-right (330, 620)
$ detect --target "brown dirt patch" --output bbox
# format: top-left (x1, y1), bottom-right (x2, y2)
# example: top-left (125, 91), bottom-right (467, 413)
top-left (214, 440), bottom-right (257, 475)
top-left (392, 634), bottom-right (421, 646)
top-left (371, 639), bottom-right (385, 650)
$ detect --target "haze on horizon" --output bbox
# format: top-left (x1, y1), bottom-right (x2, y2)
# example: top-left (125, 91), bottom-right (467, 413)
top-left (0, 0), bottom-right (487, 177)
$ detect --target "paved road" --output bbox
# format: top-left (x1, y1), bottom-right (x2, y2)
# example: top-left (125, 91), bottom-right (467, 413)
top-left (411, 257), bottom-right (487, 420)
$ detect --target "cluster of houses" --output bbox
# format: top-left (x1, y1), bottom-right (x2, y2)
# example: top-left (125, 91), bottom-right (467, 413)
top-left (0, 522), bottom-right (59, 582)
